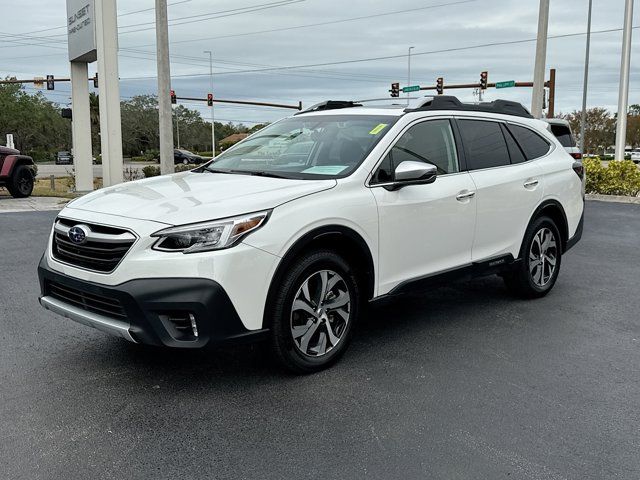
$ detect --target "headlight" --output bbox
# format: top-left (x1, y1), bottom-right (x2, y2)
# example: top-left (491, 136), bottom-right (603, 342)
top-left (151, 210), bottom-right (270, 253)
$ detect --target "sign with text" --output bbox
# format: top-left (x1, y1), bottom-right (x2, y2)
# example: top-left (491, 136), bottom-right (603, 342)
top-left (402, 85), bottom-right (421, 93)
top-left (496, 80), bottom-right (516, 89)
top-left (67, 0), bottom-right (96, 62)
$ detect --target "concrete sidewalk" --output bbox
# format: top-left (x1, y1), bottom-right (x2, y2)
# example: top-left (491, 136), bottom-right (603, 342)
top-left (0, 195), bottom-right (68, 213)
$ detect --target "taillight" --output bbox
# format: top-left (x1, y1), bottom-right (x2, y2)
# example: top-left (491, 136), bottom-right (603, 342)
top-left (570, 152), bottom-right (583, 160)
top-left (572, 161), bottom-right (584, 179)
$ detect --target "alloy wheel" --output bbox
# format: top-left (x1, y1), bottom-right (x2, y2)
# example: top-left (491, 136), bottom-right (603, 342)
top-left (528, 227), bottom-right (558, 287)
top-left (290, 269), bottom-right (351, 357)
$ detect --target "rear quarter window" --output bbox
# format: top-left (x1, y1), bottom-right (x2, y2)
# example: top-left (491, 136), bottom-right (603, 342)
top-left (550, 124), bottom-right (576, 148)
top-left (507, 124), bottom-right (551, 160)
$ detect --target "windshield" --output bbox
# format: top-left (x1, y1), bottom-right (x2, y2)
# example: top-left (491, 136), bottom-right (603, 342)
top-left (206, 114), bottom-right (398, 179)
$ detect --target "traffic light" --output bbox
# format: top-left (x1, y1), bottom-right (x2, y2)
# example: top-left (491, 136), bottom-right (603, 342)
top-left (436, 77), bottom-right (443, 95)
top-left (93, 73), bottom-right (98, 88)
top-left (207, 93), bottom-right (213, 107)
top-left (46, 75), bottom-right (54, 91)
top-left (170, 89), bottom-right (177, 104)
top-left (390, 82), bottom-right (400, 98)
top-left (480, 71), bottom-right (488, 90)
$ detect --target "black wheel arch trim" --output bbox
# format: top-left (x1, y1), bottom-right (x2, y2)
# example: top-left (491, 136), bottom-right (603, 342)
top-left (263, 225), bottom-right (375, 325)
top-left (526, 199), bottom-right (571, 254)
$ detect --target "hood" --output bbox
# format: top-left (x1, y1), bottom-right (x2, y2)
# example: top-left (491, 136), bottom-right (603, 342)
top-left (67, 171), bottom-right (336, 225)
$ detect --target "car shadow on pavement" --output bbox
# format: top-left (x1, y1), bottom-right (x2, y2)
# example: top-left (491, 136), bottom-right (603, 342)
top-left (53, 275), bottom-right (518, 387)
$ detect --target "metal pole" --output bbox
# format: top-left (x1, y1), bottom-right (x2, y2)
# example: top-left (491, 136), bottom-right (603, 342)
top-left (204, 50), bottom-right (215, 155)
top-left (156, 0), bottom-right (174, 174)
top-left (579, 0), bottom-right (593, 154)
top-left (614, 0), bottom-right (634, 161)
top-left (531, 0), bottom-right (550, 118)
top-left (407, 46), bottom-right (414, 101)
top-left (95, 0), bottom-right (124, 186)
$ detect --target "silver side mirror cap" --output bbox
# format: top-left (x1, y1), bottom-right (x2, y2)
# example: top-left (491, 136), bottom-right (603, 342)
top-left (386, 160), bottom-right (437, 190)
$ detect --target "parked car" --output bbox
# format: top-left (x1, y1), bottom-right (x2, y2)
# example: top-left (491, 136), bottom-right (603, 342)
top-left (56, 151), bottom-right (73, 165)
top-left (174, 149), bottom-right (203, 165)
top-left (0, 146), bottom-right (35, 198)
top-left (38, 96), bottom-right (584, 373)
top-left (630, 149), bottom-right (640, 164)
top-left (544, 118), bottom-right (581, 159)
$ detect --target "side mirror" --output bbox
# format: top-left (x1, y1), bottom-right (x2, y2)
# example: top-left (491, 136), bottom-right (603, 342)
top-left (386, 160), bottom-right (437, 190)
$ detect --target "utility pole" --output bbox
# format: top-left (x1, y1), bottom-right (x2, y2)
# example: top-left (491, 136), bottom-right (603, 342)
top-left (156, 0), bottom-right (174, 174)
top-left (615, 0), bottom-right (634, 161)
top-left (580, 0), bottom-right (593, 154)
top-left (407, 46), bottom-right (414, 101)
top-left (204, 50), bottom-right (215, 155)
top-left (95, 0), bottom-right (124, 186)
top-left (531, 0), bottom-right (550, 118)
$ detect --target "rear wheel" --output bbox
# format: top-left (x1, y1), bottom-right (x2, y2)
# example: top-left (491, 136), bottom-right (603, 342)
top-left (504, 216), bottom-right (562, 298)
top-left (6, 165), bottom-right (34, 198)
top-left (269, 250), bottom-right (360, 373)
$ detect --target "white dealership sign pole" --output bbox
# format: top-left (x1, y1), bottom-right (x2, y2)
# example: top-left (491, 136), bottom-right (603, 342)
top-left (95, 0), bottom-right (123, 186)
top-left (66, 0), bottom-right (96, 192)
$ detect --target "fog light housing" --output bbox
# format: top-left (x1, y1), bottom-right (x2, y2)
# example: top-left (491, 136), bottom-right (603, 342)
top-left (158, 311), bottom-right (199, 340)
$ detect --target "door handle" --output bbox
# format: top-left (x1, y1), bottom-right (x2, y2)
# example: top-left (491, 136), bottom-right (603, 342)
top-left (456, 190), bottom-right (476, 201)
top-left (524, 179), bottom-right (539, 188)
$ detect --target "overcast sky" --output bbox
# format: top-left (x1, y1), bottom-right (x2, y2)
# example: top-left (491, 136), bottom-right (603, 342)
top-left (1, 0), bottom-right (638, 126)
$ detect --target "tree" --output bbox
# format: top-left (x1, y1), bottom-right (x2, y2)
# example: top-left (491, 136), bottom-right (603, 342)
top-left (0, 81), bottom-right (71, 159)
top-left (561, 108), bottom-right (616, 155)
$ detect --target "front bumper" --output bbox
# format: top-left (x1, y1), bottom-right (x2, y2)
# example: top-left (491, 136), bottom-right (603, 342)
top-left (38, 256), bottom-right (268, 348)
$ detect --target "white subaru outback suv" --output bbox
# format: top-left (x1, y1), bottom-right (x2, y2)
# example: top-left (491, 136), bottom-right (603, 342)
top-left (38, 96), bottom-right (584, 373)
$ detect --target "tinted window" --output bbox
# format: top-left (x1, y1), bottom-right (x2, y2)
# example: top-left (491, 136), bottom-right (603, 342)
top-left (458, 119), bottom-right (510, 170)
top-left (508, 124), bottom-right (551, 159)
top-left (550, 124), bottom-right (576, 147)
top-left (391, 119), bottom-right (458, 174)
top-left (501, 124), bottom-right (527, 164)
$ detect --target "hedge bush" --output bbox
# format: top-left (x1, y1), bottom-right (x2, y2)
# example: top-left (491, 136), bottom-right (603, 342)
top-left (142, 164), bottom-right (194, 178)
top-left (584, 158), bottom-right (640, 196)
top-left (142, 165), bottom-right (161, 178)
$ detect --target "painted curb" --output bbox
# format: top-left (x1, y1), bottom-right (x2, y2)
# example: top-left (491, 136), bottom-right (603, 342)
top-left (586, 194), bottom-right (640, 204)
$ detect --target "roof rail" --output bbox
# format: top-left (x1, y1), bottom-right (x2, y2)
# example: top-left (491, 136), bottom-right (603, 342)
top-left (405, 95), bottom-right (533, 119)
top-left (295, 100), bottom-right (362, 115)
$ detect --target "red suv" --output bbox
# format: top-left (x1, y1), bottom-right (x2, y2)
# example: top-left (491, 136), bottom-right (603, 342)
top-left (0, 146), bottom-right (36, 198)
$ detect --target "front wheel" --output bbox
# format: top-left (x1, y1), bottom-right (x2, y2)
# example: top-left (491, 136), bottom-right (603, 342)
top-left (6, 165), bottom-right (34, 198)
top-left (269, 250), bottom-right (360, 373)
top-left (504, 216), bottom-right (562, 298)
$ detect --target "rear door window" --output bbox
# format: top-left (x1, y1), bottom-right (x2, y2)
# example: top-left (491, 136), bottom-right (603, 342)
top-left (458, 119), bottom-right (511, 170)
top-left (501, 124), bottom-right (527, 164)
top-left (508, 124), bottom-right (551, 159)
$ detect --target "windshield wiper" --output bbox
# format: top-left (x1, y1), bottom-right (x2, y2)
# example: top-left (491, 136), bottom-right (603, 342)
top-left (240, 170), bottom-right (290, 179)
top-left (204, 168), bottom-right (235, 174)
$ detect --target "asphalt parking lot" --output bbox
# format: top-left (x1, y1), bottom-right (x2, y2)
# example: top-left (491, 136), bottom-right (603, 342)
top-left (0, 201), bottom-right (639, 479)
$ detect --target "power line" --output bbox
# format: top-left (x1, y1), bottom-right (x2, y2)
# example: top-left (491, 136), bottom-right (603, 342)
top-left (118, 25), bottom-right (640, 81)
top-left (131, 0), bottom-right (475, 48)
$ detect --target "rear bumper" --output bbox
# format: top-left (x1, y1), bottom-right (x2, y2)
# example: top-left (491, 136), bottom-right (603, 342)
top-left (38, 255), bottom-right (268, 348)
top-left (565, 210), bottom-right (584, 252)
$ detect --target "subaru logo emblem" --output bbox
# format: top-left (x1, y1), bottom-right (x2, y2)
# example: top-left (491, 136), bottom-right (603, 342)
top-left (68, 225), bottom-right (89, 245)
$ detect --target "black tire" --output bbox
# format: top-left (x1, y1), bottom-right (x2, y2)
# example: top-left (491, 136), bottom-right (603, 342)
top-left (6, 165), bottom-right (34, 198)
top-left (268, 249), bottom-right (360, 374)
top-left (504, 215), bottom-right (562, 298)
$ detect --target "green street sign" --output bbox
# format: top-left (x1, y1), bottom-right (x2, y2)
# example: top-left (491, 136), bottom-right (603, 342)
top-left (496, 80), bottom-right (516, 89)
top-left (402, 85), bottom-right (421, 93)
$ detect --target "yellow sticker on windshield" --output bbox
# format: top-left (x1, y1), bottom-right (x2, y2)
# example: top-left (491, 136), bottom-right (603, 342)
top-left (369, 123), bottom-right (388, 135)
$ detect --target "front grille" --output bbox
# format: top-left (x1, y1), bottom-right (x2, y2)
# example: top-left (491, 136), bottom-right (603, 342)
top-left (46, 280), bottom-right (127, 320)
top-left (52, 218), bottom-right (136, 273)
